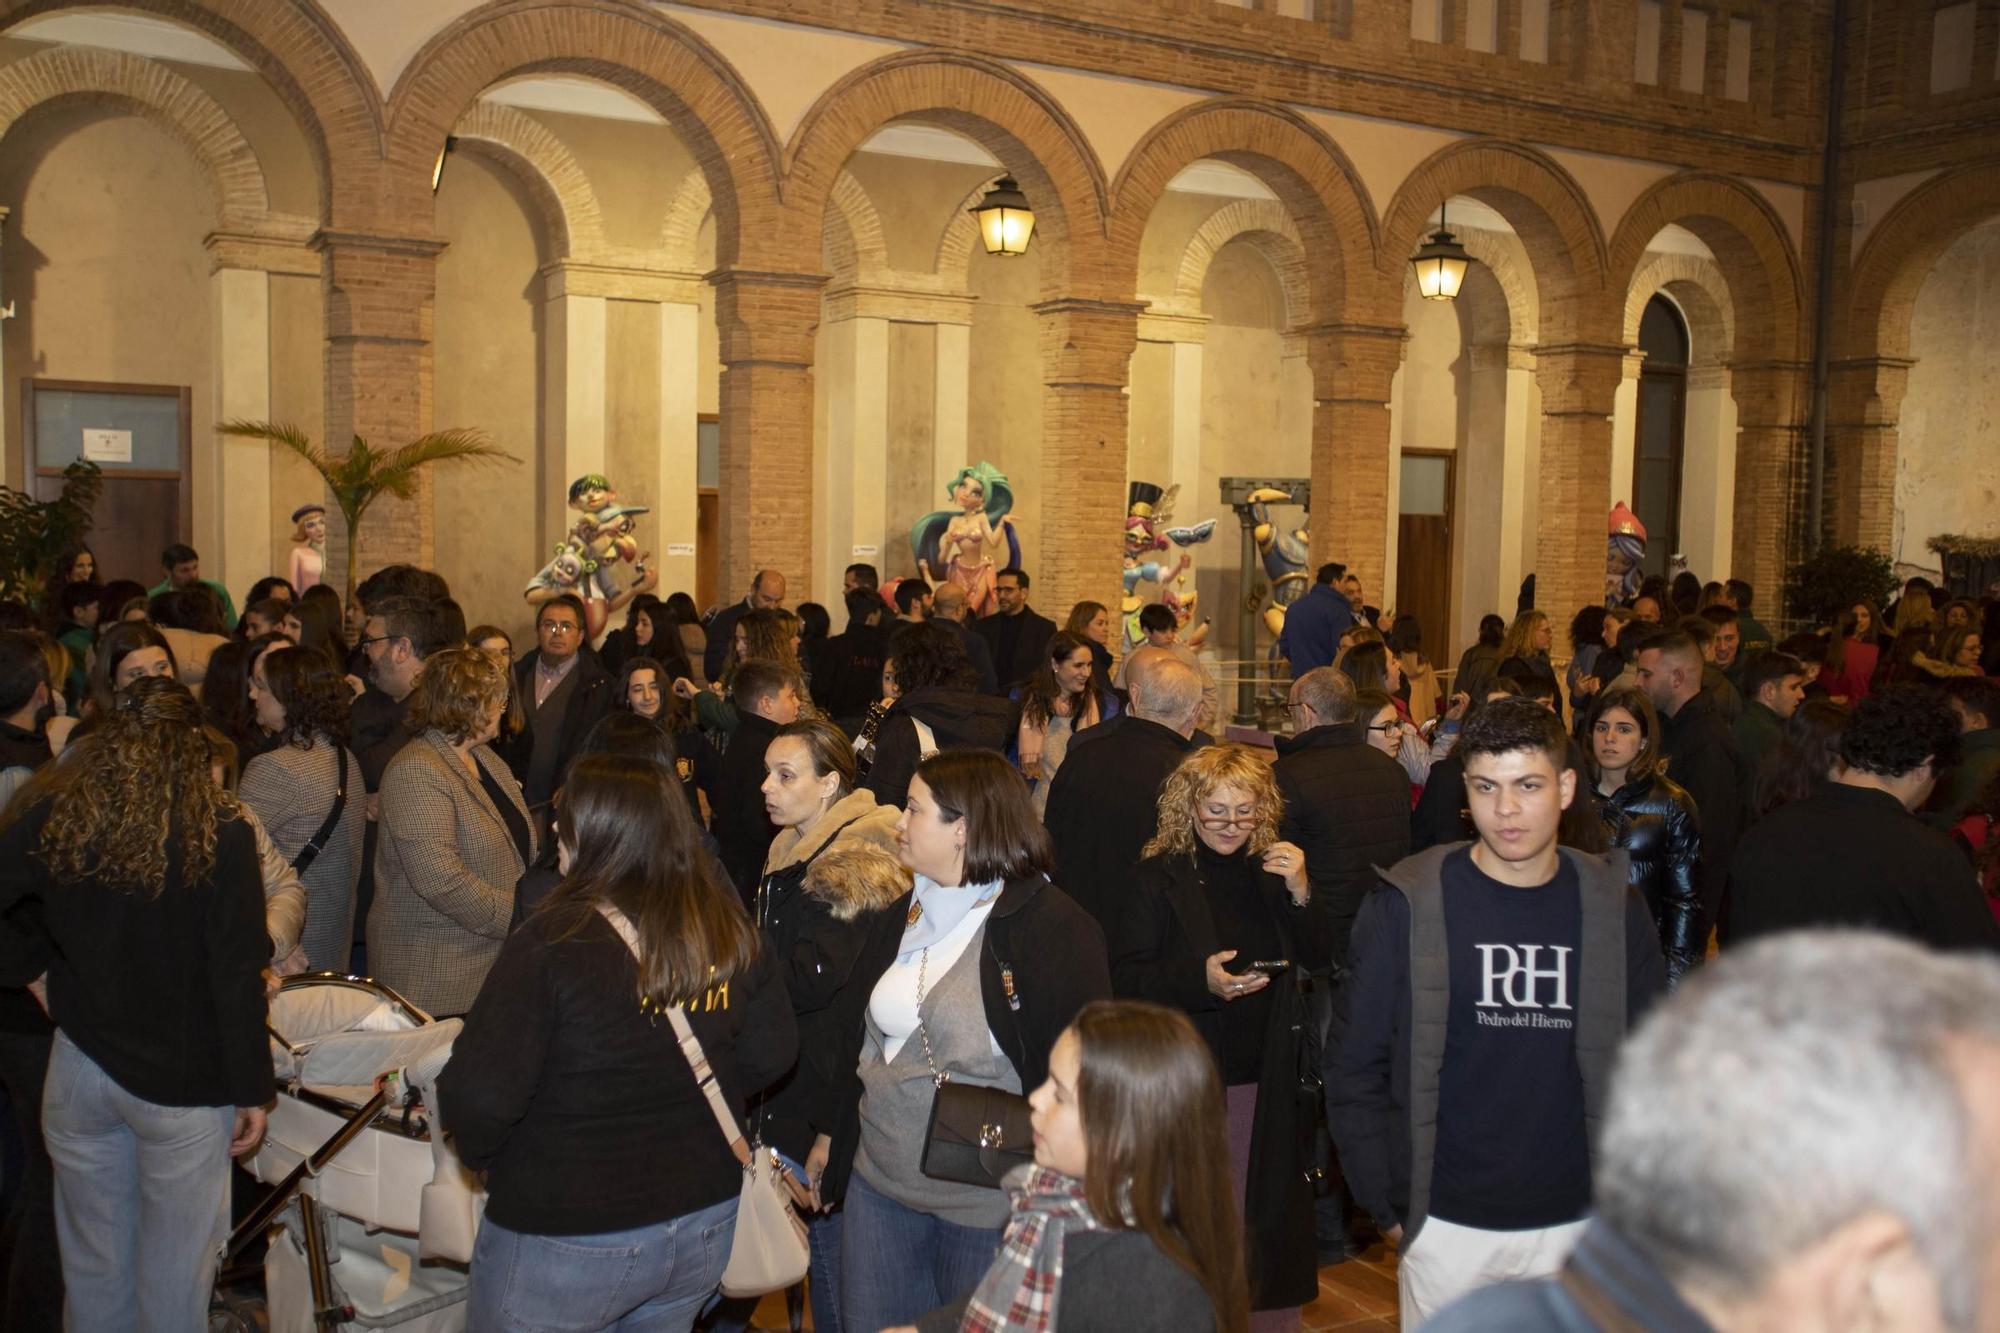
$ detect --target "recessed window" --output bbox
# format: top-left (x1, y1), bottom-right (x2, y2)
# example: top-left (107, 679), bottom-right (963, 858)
top-left (1635, 0), bottom-right (1663, 84)
top-left (1931, 2), bottom-right (1976, 94)
top-left (1680, 7), bottom-right (1710, 94)
top-left (1725, 17), bottom-right (1753, 100)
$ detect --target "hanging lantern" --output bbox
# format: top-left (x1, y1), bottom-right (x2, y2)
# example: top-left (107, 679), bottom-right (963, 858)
top-left (971, 176), bottom-right (1035, 257)
top-left (1409, 200), bottom-right (1473, 301)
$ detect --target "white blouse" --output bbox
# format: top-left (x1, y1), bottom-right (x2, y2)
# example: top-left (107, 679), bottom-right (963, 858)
top-left (869, 895), bottom-right (999, 1062)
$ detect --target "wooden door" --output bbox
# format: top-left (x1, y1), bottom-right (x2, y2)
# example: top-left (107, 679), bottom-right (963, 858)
top-left (696, 489), bottom-right (718, 612)
top-left (24, 379), bottom-right (190, 587)
top-left (1396, 450), bottom-right (1455, 668)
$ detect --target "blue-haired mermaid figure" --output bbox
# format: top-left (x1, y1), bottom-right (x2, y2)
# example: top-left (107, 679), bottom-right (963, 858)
top-left (910, 460), bottom-right (1021, 618)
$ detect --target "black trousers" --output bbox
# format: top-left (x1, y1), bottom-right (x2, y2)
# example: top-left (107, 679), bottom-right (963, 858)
top-left (0, 1026), bottom-right (62, 1332)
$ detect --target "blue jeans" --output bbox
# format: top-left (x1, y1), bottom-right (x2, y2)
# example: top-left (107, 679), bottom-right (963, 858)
top-left (701, 1152), bottom-right (842, 1333)
top-left (40, 1031), bottom-right (234, 1333)
top-left (470, 1196), bottom-right (737, 1332)
top-left (839, 1172), bottom-right (1001, 1333)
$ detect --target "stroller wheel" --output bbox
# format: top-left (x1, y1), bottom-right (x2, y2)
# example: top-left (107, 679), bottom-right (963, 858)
top-left (208, 1293), bottom-right (261, 1333)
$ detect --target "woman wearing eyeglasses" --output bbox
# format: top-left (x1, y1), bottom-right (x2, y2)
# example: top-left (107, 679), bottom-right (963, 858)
top-left (1357, 688), bottom-right (1426, 808)
top-left (1108, 743), bottom-right (1329, 1332)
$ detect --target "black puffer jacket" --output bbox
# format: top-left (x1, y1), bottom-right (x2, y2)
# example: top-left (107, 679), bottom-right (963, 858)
top-left (1591, 772), bottom-right (1703, 983)
top-left (862, 687), bottom-right (1017, 808)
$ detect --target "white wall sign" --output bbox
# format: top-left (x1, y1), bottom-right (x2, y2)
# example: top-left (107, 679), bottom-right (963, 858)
top-left (851, 544), bottom-right (879, 558)
top-left (82, 427), bottom-right (132, 463)
top-left (666, 542), bottom-right (696, 557)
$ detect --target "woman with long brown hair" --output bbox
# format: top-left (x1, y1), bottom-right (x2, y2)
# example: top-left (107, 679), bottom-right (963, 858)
top-left (1015, 630), bottom-right (1119, 816)
top-left (1496, 609), bottom-right (1563, 719)
top-left (1584, 686), bottom-right (1702, 983)
top-left (440, 753), bottom-right (797, 1333)
top-left (1063, 600), bottom-right (1116, 687)
top-left (1110, 743), bottom-right (1326, 1331)
top-left (0, 676), bottom-right (270, 1330)
top-left (898, 1000), bottom-right (1250, 1333)
top-left (1819, 602), bottom-right (1881, 704)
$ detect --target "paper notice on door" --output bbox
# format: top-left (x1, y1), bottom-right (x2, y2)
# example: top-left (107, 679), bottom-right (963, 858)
top-left (82, 428), bottom-right (133, 463)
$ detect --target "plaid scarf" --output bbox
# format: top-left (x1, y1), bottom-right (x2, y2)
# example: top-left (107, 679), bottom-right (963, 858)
top-left (959, 1165), bottom-right (1103, 1333)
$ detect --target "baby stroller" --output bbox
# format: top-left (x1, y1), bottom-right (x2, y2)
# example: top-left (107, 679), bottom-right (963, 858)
top-left (217, 973), bottom-right (481, 1331)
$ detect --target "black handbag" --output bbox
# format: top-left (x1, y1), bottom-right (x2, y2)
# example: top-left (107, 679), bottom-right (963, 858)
top-left (906, 941), bottom-right (1033, 1190)
top-left (921, 1079), bottom-right (1033, 1189)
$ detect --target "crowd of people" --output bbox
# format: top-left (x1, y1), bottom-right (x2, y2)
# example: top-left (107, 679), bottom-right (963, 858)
top-left (0, 537), bottom-right (1995, 1332)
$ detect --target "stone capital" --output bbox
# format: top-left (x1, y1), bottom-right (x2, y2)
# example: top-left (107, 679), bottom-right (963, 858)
top-left (821, 283), bottom-right (978, 326)
top-left (1532, 342), bottom-right (1628, 417)
top-left (1031, 297), bottom-right (1143, 388)
top-left (1135, 308), bottom-right (1211, 345)
top-left (540, 260), bottom-right (706, 305)
top-left (206, 214), bottom-right (320, 277)
top-left (1295, 322), bottom-right (1404, 402)
top-left (710, 268), bottom-right (829, 368)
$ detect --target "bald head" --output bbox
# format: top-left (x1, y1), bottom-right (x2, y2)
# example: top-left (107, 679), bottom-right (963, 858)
top-left (751, 569), bottom-right (787, 609)
top-left (1290, 666), bottom-right (1357, 727)
top-left (931, 583), bottom-right (967, 623)
top-left (1131, 652), bottom-right (1204, 734)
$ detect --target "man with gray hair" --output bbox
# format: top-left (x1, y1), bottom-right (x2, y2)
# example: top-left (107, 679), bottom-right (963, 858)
top-left (1424, 931), bottom-right (2000, 1331)
top-left (1043, 652), bottom-right (1209, 929)
top-left (928, 580), bottom-right (999, 696)
top-left (1275, 665), bottom-right (1412, 1264)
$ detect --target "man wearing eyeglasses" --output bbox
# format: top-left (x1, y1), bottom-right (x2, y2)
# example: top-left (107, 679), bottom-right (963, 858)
top-left (511, 594), bottom-right (612, 833)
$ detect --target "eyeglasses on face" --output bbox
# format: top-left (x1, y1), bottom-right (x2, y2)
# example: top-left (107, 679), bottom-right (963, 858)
top-left (356, 634), bottom-right (404, 650)
top-left (1198, 812), bottom-right (1260, 829)
top-left (538, 620), bottom-right (579, 635)
top-left (1366, 722), bottom-right (1399, 734)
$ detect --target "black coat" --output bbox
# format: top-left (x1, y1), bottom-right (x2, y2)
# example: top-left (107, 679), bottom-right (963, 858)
top-left (1659, 693), bottom-right (1740, 939)
top-left (753, 832), bottom-right (909, 1207)
top-left (811, 621), bottom-right (890, 725)
top-left (1411, 749), bottom-right (1470, 852)
top-left (1272, 723), bottom-right (1412, 969)
top-left (947, 620), bottom-right (1000, 697)
top-left (702, 597), bottom-right (754, 682)
top-left (1044, 715), bottom-right (1208, 930)
top-left (1498, 653), bottom-right (1565, 720)
top-left (711, 711), bottom-right (784, 904)
top-left (1591, 772), bottom-right (1703, 982)
top-left (1728, 782), bottom-right (2000, 951)
top-left (1109, 850), bottom-right (1331, 1310)
top-left (972, 607), bottom-right (1057, 694)
top-left (862, 687), bottom-right (1016, 810)
top-left (508, 650), bottom-right (615, 810)
top-left (975, 875), bottom-right (1114, 1092)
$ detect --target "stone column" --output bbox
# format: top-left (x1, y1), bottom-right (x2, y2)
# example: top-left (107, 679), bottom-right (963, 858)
top-left (712, 269), bottom-right (826, 599)
top-left (1727, 359), bottom-right (1808, 600)
top-left (207, 226), bottom-right (320, 598)
top-left (314, 229), bottom-right (446, 584)
top-left (539, 267), bottom-right (609, 559)
top-left (1301, 324), bottom-right (1402, 598)
top-left (656, 300), bottom-right (702, 600)
top-left (1458, 340), bottom-right (1536, 650)
top-left (932, 321), bottom-right (972, 501)
top-left (1679, 362), bottom-right (1738, 581)
top-left (1032, 298), bottom-right (1143, 621)
top-left (1609, 349), bottom-right (1646, 510)
top-left (1533, 343), bottom-right (1627, 617)
top-left (815, 295), bottom-right (889, 598)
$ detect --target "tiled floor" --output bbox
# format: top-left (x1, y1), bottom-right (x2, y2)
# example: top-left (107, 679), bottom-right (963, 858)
top-left (750, 1240), bottom-right (1403, 1330)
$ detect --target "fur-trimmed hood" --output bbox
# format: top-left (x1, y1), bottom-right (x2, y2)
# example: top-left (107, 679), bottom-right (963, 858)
top-left (765, 788), bottom-right (910, 920)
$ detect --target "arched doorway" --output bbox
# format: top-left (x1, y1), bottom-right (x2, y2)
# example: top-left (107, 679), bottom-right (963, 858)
top-left (1632, 294), bottom-right (1690, 578)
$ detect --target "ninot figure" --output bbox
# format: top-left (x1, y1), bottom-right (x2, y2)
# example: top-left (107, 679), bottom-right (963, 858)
top-left (1121, 481), bottom-right (1215, 654)
top-left (911, 460), bottom-right (1021, 619)
top-left (524, 473), bottom-right (657, 638)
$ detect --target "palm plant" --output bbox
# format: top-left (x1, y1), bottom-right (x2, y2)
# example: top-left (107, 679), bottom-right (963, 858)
top-left (219, 421), bottom-right (515, 600)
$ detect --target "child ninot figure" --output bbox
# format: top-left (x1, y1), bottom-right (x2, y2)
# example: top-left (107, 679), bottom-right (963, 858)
top-left (288, 503), bottom-right (327, 593)
top-left (523, 473), bottom-right (658, 638)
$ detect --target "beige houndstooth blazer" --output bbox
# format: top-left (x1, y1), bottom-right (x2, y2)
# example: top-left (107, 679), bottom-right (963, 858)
top-left (367, 728), bottom-right (535, 1016)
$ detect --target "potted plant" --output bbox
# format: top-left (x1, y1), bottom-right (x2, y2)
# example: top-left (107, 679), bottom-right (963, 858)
top-left (219, 421), bottom-right (515, 600)
top-left (1784, 544), bottom-right (1898, 629)
top-left (0, 460), bottom-right (102, 604)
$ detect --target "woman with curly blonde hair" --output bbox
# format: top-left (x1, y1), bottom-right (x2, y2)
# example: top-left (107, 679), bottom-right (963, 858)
top-left (0, 675), bottom-right (271, 1330)
top-left (1111, 743), bottom-right (1328, 1330)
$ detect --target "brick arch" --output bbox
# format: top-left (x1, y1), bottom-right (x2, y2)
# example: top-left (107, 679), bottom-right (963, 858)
top-left (1624, 252), bottom-right (1736, 367)
top-left (823, 171), bottom-right (888, 281)
top-left (385, 0), bottom-right (782, 267)
top-left (1449, 226), bottom-right (1537, 347)
top-left (1171, 200), bottom-right (1310, 328)
top-left (786, 52), bottom-right (1109, 298)
top-left (0, 45), bottom-right (268, 226)
top-left (1381, 139), bottom-right (1609, 342)
top-left (1608, 172), bottom-right (1800, 361)
top-left (0, 0), bottom-right (375, 224)
top-left (1111, 99), bottom-right (1379, 324)
top-left (1846, 162), bottom-right (2000, 361)
top-left (933, 181), bottom-right (986, 280)
top-left (660, 169), bottom-right (710, 268)
top-left (450, 100), bottom-right (607, 261)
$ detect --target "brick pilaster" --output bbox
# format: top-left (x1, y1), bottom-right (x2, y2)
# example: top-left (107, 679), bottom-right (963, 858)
top-left (1533, 344), bottom-right (1627, 618)
top-left (1825, 357), bottom-right (1912, 555)
top-left (711, 268), bottom-right (827, 600)
top-left (1728, 360), bottom-right (1809, 601)
top-left (1032, 298), bottom-right (1143, 623)
top-left (1301, 324), bottom-right (1402, 599)
top-left (313, 229), bottom-right (445, 588)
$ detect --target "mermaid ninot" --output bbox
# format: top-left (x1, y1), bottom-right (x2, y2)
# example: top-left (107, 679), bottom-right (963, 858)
top-left (910, 460), bottom-right (1021, 618)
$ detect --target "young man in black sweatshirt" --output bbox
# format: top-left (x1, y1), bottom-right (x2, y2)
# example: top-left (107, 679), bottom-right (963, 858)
top-left (1329, 697), bottom-right (1668, 1327)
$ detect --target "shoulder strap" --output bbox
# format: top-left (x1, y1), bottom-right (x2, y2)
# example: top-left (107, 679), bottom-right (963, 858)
top-left (596, 905), bottom-right (751, 1167)
top-left (290, 747), bottom-right (349, 877)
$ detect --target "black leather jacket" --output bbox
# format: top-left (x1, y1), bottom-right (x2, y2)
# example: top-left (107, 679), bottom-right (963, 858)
top-left (1591, 772), bottom-right (1703, 983)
